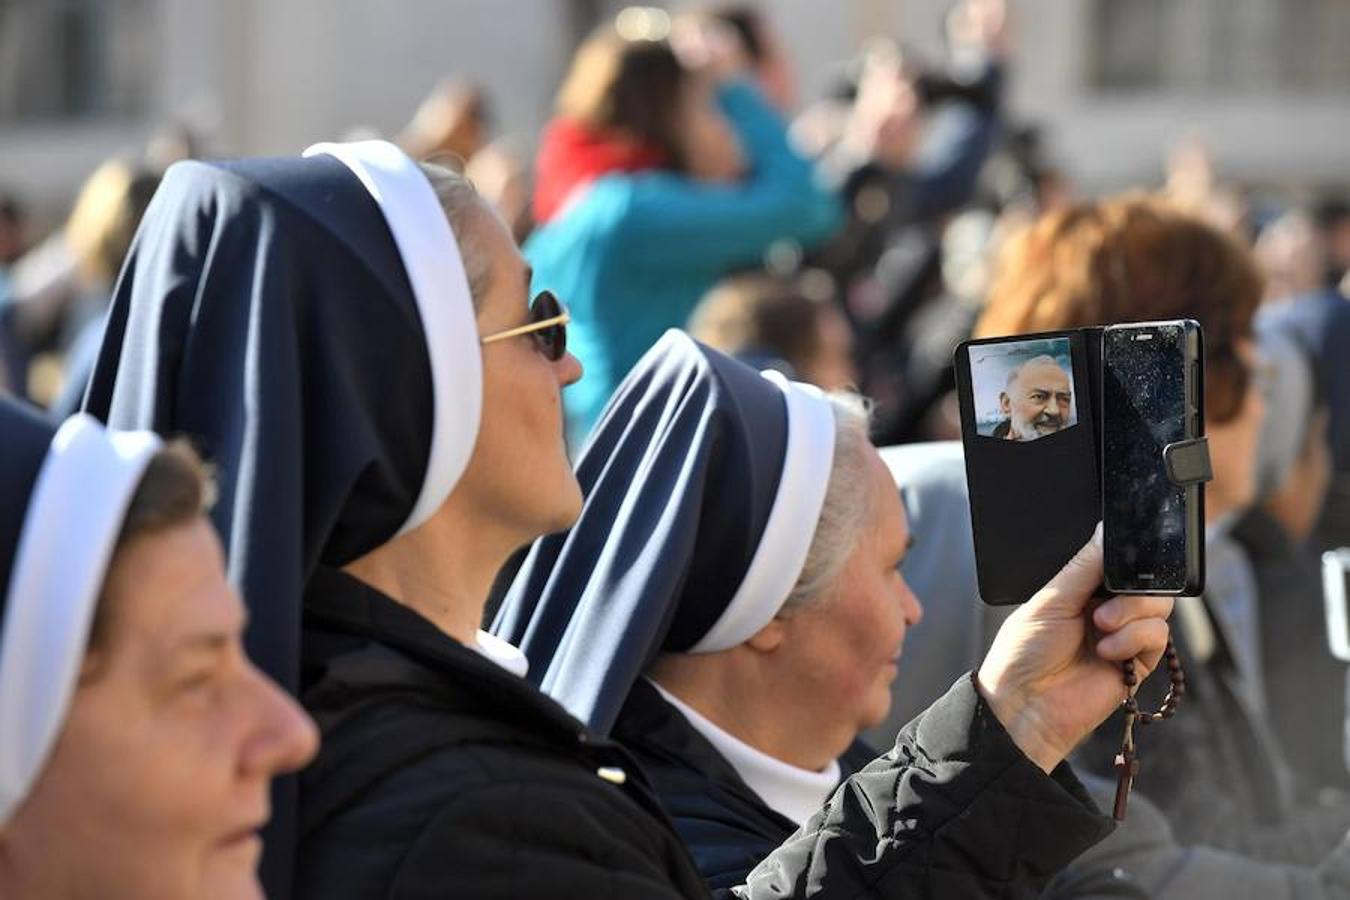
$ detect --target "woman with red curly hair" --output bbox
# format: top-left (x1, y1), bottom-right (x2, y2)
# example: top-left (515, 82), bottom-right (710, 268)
top-left (978, 193), bottom-right (1350, 862)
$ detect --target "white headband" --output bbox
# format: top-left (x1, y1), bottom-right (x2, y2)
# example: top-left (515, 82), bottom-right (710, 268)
top-left (303, 140), bottom-right (483, 537)
top-left (0, 415), bottom-right (160, 823)
top-left (690, 371), bottom-right (836, 653)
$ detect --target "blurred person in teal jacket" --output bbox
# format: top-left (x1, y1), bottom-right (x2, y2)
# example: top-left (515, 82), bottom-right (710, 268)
top-left (526, 13), bottom-right (841, 445)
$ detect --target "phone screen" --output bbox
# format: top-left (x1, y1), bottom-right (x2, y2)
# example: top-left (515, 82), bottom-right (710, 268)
top-left (1103, 323), bottom-right (1191, 592)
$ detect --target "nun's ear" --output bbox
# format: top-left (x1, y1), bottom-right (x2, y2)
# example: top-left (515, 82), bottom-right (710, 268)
top-left (744, 617), bottom-right (788, 653)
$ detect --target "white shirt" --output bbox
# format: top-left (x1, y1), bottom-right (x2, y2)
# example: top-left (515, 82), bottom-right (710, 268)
top-left (648, 679), bottom-right (840, 826)
top-left (472, 630), bottom-right (529, 678)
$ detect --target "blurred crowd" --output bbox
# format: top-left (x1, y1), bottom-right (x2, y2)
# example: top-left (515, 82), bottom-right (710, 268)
top-left (3, 2), bottom-right (1350, 898)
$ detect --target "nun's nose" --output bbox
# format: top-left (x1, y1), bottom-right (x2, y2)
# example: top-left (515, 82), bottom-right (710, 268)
top-left (556, 352), bottom-right (583, 387)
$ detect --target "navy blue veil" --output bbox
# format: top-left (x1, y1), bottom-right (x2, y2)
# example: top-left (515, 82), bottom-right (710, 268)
top-left (81, 142), bottom-right (481, 897)
top-left (495, 330), bottom-right (836, 735)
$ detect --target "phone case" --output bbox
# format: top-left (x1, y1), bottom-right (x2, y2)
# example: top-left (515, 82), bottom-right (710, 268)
top-left (954, 325), bottom-right (1209, 605)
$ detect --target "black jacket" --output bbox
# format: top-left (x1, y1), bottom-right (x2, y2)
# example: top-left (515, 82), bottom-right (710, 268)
top-left (296, 566), bottom-right (704, 900)
top-left (296, 567), bottom-right (1114, 898)
top-left (613, 679), bottom-right (878, 892)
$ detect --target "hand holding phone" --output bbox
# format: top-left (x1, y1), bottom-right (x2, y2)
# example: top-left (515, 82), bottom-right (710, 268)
top-left (978, 526), bottom-right (1175, 773)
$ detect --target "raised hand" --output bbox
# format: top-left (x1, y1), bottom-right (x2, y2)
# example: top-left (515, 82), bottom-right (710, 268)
top-left (976, 525), bottom-right (1174, 773)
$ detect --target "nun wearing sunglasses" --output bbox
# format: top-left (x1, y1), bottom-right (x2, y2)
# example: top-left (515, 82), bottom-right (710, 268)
top-left (85, 141), bottom-right (1166, 899)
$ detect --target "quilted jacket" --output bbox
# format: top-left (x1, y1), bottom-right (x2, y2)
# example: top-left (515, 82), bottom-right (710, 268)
top-left (295, 566), bottom-right (1114, 899)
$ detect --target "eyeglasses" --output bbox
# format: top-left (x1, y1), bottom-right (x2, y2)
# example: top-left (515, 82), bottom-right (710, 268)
top-left (479, 290), bottom-right (570, 361)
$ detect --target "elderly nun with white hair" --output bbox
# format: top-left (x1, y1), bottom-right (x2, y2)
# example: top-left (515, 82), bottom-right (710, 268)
top-left (497, 328), bottom-right (1177, 894)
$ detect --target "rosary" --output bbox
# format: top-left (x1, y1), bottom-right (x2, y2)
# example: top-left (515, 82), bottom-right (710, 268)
top-left (1111, 637), bottom-right (1185, 820)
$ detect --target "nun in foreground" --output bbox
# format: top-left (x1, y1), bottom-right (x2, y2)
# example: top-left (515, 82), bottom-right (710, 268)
top-left (0, 399), bottom-right (316, 898)
top-left (496, 329), bottom-right (1175, 893)
top-left (85, 141), bottom-right (1169, 898)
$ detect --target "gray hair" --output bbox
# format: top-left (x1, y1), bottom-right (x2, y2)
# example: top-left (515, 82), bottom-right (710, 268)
top-left (1006, 354), bottom-right (1064, 387)
top-left (416, 161), bottom-right (492, 307)
top-left (781, 391), bottom-right (874, 612)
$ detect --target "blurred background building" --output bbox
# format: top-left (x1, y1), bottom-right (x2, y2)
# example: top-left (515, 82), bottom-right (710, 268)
top-left (2, 0), bottom-right (1349, 228)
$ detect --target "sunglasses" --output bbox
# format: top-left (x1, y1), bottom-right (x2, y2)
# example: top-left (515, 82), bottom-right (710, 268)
top-left (479, 290), bottom-right (570, 361)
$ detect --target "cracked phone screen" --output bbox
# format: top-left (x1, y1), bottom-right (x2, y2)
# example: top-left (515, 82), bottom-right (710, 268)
top-left (1103, 324), bottom-right (1188, 592)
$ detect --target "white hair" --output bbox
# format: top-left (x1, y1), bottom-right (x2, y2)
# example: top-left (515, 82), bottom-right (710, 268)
top-left (781, 391), bottom-right (874, 612)
top-left (417, 161), bottom-right (493, 307)
top-left (1005, 354), bottom-right (1064, 387)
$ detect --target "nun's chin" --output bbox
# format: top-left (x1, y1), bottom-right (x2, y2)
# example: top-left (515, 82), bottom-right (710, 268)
top-left (544, 473), bottom-right (585, 534)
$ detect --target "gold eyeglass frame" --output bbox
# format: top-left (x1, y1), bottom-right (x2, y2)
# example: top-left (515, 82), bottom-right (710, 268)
top-left (479, 310), bottom-right (571, 346)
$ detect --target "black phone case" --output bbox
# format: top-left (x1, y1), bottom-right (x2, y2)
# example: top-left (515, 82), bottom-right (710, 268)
top-left (955, 325), bottom-right (1207, 606)
top-left (954, 328), bottom-right (1103, 606)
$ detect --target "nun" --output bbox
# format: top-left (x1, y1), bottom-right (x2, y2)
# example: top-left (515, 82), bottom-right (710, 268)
top-left (82, 141), bottom-right (709, 898)
top-left (496, 328), bottom-right (1176, 893)
top-left (87, 141), bottom-right (1169, 899)
top-left (0, 398), bottom-right (315, 898)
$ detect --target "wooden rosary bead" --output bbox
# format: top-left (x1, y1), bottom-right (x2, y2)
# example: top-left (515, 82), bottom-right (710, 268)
top-left (1114, 634), bottom-right (1184, 821)
top-left (1121, 654), bottom-right (1179, 722)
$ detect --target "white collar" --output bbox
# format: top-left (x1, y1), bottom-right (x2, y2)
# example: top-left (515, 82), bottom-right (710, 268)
top-left (648, 679), bottom-right (840, 826)
top-left (472, 630), bottom-right (529, 678)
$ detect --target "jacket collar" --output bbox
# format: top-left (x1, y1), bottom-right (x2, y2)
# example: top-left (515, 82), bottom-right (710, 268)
top-left (619, 679), bottom-right (763, 789)
top-left (302, 565), bottom-right (589, 746)
top-left (646, 680), bottom-right (842, 827)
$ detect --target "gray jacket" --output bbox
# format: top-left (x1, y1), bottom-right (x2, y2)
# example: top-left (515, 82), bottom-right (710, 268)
top-left (1049, 775), bottom-right (1350, 899)
top-left (874, 441), bottom-right (1350, 900)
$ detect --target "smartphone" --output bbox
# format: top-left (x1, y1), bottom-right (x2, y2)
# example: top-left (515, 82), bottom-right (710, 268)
top-left (1101, 320), bottom-right (1204, 594)
top-left (1324, 549), bottom-right (1350, 663)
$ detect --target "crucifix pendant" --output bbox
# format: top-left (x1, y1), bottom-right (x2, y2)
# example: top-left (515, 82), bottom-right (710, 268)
top-left (1112, 748), bottom-right (1139, 820)
top-left (1113, 705), bottom-right (1141, 821)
